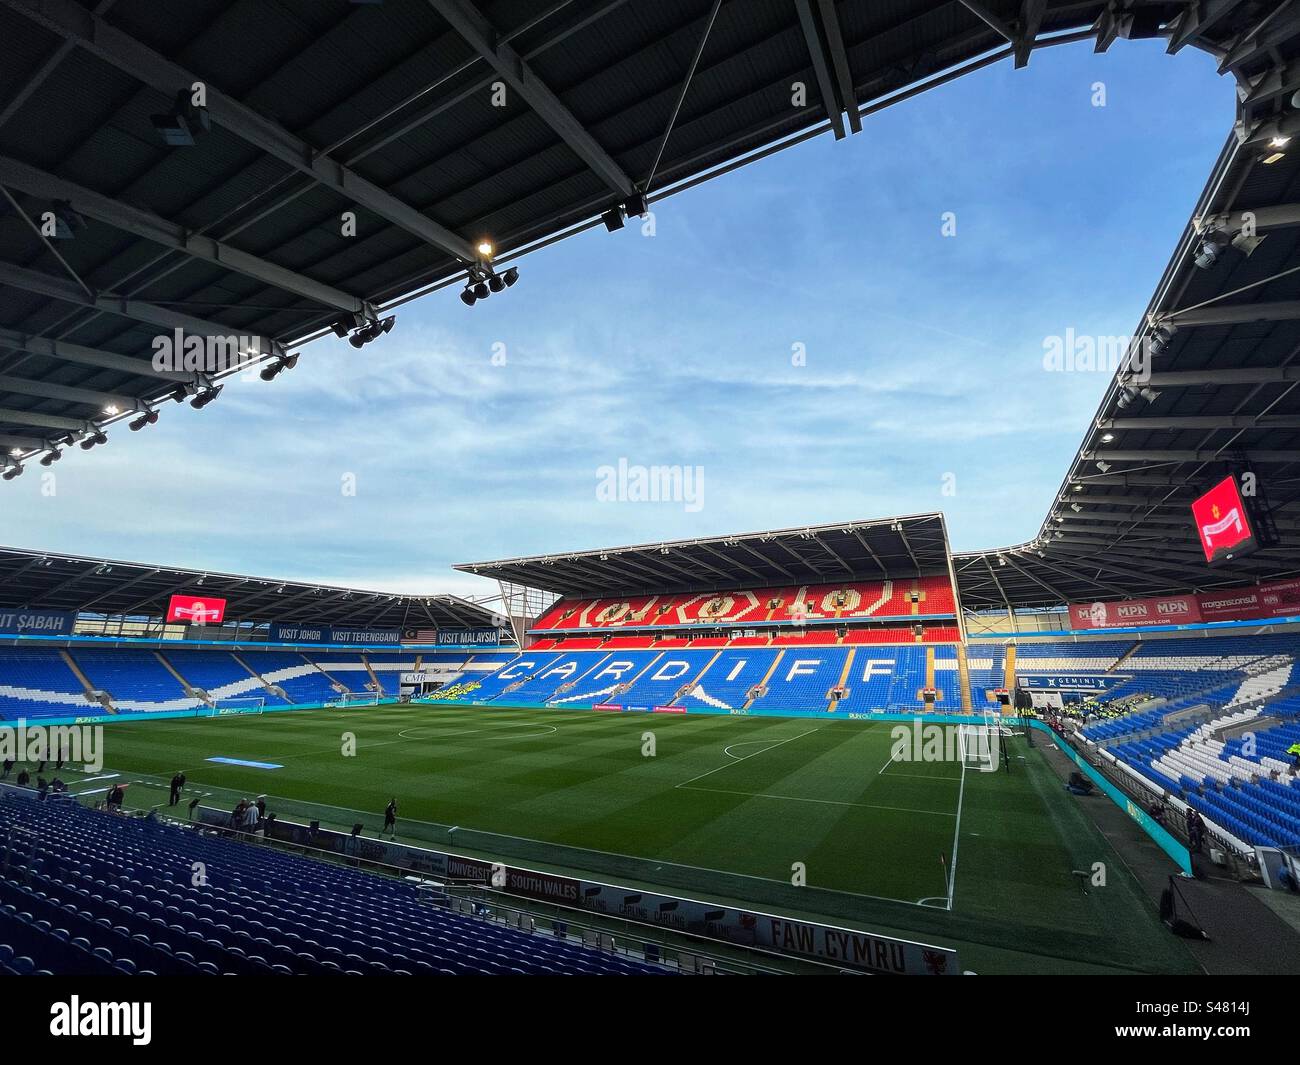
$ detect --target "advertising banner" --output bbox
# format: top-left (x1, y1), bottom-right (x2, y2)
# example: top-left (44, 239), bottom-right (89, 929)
top-left (0, 609), bottom-right (76, 636)
top-left (1068, 595), bottom-right (1202, 629)
top-left (271, 623), bottom-right (402, 645)
top-left (1197, 577), bottom-right (1300, 623)
top-left (434, 628), bottom-right (501, 646)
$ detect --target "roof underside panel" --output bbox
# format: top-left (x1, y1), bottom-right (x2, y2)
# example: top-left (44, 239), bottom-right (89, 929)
top-left (3, 2), bottom-right (1300, 611)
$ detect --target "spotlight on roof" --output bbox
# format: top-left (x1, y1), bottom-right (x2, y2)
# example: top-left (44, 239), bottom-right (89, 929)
top-left (459, 286), bottom-right (477, 306)
top-left (128, 409), bottom-right (160, 431)
top-left (39, 448), bottom-right (61, 466)
top-left (348, 316), bottom-right (396, 349)
top-left (150, 89), bottom-right (210, 147)
top-left (476, 240), bottom-right (495, 259)
top-left (168, 385), bottom-right (189, 403)
top-left (1116, 388), bottom-right (1135, 410)
top-left (1095, 460), bottom-right (1112, 473)
top-left (1138, 386), bottom-right (1161, 403)
top-left (1072, 483), bottom-right (1083, 492)
top-left (2, 463), bottom-right (21, 481)
top-left (996, 555), bottom-right (1006, 566)
top-left (1070, 502), bottom-right (1082, 513)
top-left (329, 315), bottom-right (357, 339)
top-left (601, 207), bottom-right (625, 232)
top-left (624, 192), bottom-right (648, 217)
top-left (79, 429), bottom-right (107, 451)
top-left (1193, 237), bottom-right (1221, 270)
top-left (1148, 324), bottom-right (1175, 356)
top-left (190, 385), bottom-right (223, 409)
top-left (7, 448), bottom-right (19, 457)
top-left (473, 281), bottom-right (489, 300)
top-left (103, 404), bottom-right (119, 415)
top-left (1100, 432), bottom-right (1115, 443)
top-left (260, 358), bottom-right (292, 381)
top-left (502, 266), bottom-right (519, 287)
top-left (488, 274), bottom-right (505, 293)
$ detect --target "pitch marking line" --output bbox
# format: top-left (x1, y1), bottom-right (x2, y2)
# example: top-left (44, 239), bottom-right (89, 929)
top-left (677, 783), bottom-right (957, 816)
top-left (395, 722), bottom-right (558, 742)
top-left (945, 760), bottom-right (968, 911)
top-left (675, 727), bottom-right (821, 789)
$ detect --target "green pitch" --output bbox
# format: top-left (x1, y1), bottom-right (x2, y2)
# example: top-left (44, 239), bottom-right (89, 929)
top-left (74, 703), bottom-right (1195, 975)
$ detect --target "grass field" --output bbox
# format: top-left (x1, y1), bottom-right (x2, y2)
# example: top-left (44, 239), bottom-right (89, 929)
top-left (64, 702), bottom-right (1196, 974)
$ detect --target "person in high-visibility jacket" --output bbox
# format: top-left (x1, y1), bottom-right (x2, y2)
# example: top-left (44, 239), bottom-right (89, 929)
top-left (1288, 741), bottom-right (1300, 770)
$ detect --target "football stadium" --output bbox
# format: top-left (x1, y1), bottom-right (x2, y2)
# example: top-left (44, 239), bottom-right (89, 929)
top-left (0, 0), bottom-right (1299, 1018)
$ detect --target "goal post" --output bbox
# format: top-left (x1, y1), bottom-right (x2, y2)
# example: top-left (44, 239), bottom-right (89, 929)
top-left (956, 718), bottom-right (999, 772)
top-left (204, 697), bottom-right (265, 717)
top-left (326, 693), bottom-right (381, 708)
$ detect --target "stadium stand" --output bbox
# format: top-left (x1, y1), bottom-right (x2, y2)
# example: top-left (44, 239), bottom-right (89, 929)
top-left (0, 791), bottom-right (666, 975)
top-left (531, 576), bottom-right (957, 632)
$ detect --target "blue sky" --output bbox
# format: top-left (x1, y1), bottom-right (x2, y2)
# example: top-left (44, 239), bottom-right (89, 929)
top-left (0, 39), bottom-right (1234, 601)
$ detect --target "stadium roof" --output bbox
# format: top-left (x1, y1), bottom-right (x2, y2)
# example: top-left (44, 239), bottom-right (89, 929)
top-left (2, 1), bottom-right (1295, 458)
top-left (456, 514), bottom-right (953, 597)
top-left (5, 1), bottom-right (1300, 613)
top-left (0, 544), bottom-right (505, 630)
top-left (955, 124), bottom-right (1300, 611)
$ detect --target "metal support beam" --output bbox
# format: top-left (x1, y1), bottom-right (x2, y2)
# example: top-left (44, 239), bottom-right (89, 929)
top-left (1099, 414), bottom-right (1300, 430)
top-left (425, 0), bottom-right (634, 196)
top-left (2, 0), bottom-right (480, 264)
top-left (1143, 367), bottom-right (1300, 387)
top-left (1169, 300), bottom-right (1300, 327)
top-left (0, 407), bottom-right (88, 432)
top-left (1198, 203), bottom-right (1300, 235)
top-left (0, 155), bottom-right (370, 314)
top-left (1167, 0), bottom-right (1252, 54)
top-left (816, 0), bottom-right (860, 131)
top-left (956, 0), bottom-right (1016, 43)
top-left (1086, 448), bottom-right (1300, 463)
top-left (1014, 0), bottom-right (1046, 68)
top-left (0, 327), bottom-right (192, 382)
top-left (0, 432), bottom-right (47, 451)
top-left (795, 0), bottom-right (846, 139)
top-left (0, 374), bottom-right (138, 411)
top-left (0, 260), bottom-right (281, 348)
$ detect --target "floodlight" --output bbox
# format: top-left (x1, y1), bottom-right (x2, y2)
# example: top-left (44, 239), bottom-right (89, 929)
top-left (190, 385), bottom-right (222, 409)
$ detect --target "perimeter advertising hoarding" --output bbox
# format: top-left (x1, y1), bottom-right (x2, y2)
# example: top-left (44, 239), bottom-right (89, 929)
top-left (1068, 595), bottom-right (1202, 629)
top-left (1191, 474), bottom-right (1257, 564)
top-left (166, 593), bottom-right (227, 624)
top-left (271, 623), bottom-right (403, 644)
top-left (194, 807), bottom-right (957, 975)
top-left (435, 628), bottom-right (501, 646)
top-left (1197, 577), bottom-right (1300, 623)
top-left (0, 609), bottom-right (76, 635)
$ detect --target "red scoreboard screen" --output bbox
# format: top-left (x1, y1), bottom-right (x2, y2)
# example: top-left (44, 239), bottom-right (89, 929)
top-left (166, 593), bottom-right (227, 624)
top-left (1191, 475), bottom-right (1257, 565)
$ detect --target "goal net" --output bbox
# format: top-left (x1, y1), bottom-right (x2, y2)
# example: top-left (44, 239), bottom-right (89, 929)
top-left (956, 718), bottom-right (999, 772)
top-left (327, 693), bottom-right (381, 708)
top-left (205, 697), bottom-right (265, 717)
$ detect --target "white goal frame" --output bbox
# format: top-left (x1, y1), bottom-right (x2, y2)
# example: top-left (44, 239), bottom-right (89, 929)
top-left (327, 693), bottom-right (381, 708)
top-left (204, 697), bottom-right (265, 717)
top-left (956, 717), bottom-right (999, 772)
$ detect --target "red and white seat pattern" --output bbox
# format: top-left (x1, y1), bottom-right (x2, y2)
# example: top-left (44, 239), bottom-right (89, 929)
top-left (531, 576), bottom-right (956, 632)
